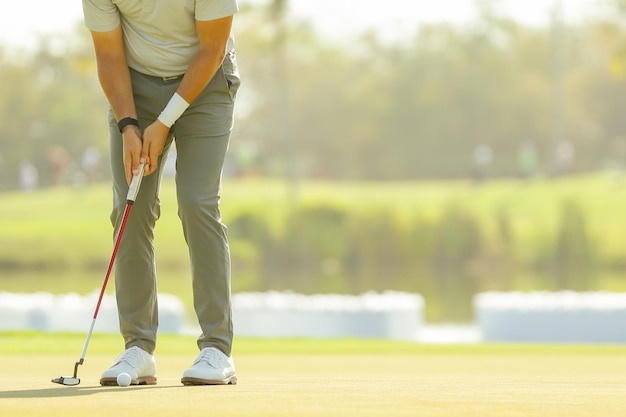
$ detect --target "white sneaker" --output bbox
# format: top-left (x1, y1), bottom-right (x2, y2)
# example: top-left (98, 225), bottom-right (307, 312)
top-left (181, 347), bottom-right (237, 385)
top-left (100, 346), bottom-right (157, 386)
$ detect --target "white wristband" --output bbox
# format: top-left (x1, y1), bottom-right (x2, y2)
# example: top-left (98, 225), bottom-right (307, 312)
top-left (158, 92), bottom-right (190, 128)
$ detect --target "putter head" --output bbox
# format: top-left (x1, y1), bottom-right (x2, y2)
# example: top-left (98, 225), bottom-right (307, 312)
top-left (53, 359), bottom-right (84, 386)
top-left (51, 376), bottom-right (80, 386)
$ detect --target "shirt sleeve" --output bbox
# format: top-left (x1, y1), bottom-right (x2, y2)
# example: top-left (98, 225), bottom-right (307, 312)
top-left (195, 0), bottom-right (239, 21)
top-left (82, 0), bottom-right (121, 32)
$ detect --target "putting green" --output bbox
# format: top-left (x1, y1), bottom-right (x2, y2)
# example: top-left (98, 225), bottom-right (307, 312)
top-left (0, 335), bottom-right (625, 417)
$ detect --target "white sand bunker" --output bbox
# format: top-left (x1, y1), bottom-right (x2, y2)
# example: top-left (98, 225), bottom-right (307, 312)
top-left (232, 291), bottom-right (423, 340)
top-left (475, 291), bottom-right (626, 343)
top-left (0, 291), bottom-right (185, 334)
top-left (0, 290), bottom-right (423, 340)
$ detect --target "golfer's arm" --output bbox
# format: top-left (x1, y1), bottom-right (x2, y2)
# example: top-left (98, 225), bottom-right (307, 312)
top-left (174, 15), bottom-right (233, 105)
top-left (90, 26), bottom-right (137, 122)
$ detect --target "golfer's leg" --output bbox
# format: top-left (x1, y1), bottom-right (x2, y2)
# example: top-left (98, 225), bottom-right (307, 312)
top-left (174, 133), bottom-right (233, 356)
top-left (109, 71), bottom-right (174, 354)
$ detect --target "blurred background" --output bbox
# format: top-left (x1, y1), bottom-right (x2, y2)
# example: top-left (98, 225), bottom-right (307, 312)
top-left (1, 0), bottom-right (626, 325)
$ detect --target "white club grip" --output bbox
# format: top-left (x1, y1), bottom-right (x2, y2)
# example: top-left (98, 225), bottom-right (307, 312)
top-left (126, 163), bottom-right (145, 203)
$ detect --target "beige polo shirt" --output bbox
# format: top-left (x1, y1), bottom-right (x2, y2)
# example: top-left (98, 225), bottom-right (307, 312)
top-left (82, 0), bottom-right (239, 77)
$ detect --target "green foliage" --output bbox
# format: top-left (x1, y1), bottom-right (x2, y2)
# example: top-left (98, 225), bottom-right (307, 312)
top-left (0, 28), bottom-right (109, 190)
top-left (5, 4), bottom-right (626, 189)
top-left (1, 175), bottom-right (625, 321)
top-left (432, 204), bottom-right (483, 271)
top-left (551, 199), bottom-right (597, 290)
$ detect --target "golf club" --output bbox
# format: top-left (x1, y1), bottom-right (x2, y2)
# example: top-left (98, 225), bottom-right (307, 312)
top-left (52, 163), bottom-right (145, 386)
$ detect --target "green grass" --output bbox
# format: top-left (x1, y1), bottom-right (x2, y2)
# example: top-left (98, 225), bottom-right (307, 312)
top-left (4, 332), bottom-right (626, 356)
top-left (3, 174), bottom-right (626, 306)
top-left (1, 333), bottom-right (626, 417)
top-left (2, 173), bottom-right (626, 269)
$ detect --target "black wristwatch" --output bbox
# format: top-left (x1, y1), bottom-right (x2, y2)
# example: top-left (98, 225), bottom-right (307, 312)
top-left (117, 117), bottom-right (139, 133)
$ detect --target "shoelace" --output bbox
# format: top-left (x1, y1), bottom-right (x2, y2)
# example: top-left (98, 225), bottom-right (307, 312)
top-left (115, 346), bottom-right (142, 368)
top-left (194, 348), bottom-right (222, 368)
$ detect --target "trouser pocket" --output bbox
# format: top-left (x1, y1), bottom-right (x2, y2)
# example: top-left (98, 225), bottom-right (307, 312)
top-left (221, 50), bottom-right (241, 101)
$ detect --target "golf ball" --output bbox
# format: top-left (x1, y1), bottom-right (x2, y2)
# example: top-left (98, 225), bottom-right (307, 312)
top-left (117, 372), bottom-right (132, 387)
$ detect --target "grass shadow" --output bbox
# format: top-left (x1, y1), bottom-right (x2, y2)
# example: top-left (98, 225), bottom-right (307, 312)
top-left (0, 384), bottom-right (176, 399)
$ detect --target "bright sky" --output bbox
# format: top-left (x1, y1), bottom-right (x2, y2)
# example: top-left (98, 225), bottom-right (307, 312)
top-left (0, 0), bottom-right (598, 50)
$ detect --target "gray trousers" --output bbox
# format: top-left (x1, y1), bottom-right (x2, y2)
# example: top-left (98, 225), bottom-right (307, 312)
top-left (108, 52), bottom-right (240, 356)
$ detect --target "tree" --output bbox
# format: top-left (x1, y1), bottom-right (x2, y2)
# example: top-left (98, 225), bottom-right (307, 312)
top-left (0, 26), bottom-right (108, 189)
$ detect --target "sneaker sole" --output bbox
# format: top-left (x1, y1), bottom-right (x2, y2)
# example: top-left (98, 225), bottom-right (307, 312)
top-left (181, 375), bottom-right (237, 386)
top-left (100, 376), bottom-right (158, 386)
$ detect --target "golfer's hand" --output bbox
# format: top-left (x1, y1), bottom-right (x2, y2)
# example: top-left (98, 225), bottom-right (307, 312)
top-left (141, 121), bottom-right (170, 177)
top-left (122, 125), bottom-right (143, 185)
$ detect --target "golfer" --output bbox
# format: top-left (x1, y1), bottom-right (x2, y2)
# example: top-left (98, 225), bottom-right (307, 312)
top-left (82, 0), bottom-right (240, 386)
